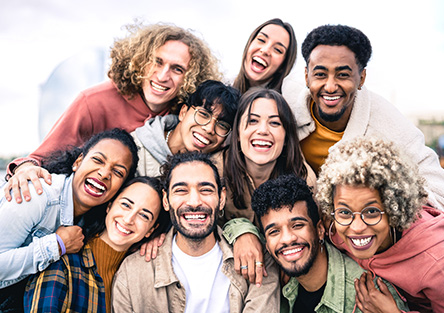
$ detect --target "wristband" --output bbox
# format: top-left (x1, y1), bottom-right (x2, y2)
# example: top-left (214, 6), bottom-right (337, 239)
top-left (56, 234), bottom-right (66, 256)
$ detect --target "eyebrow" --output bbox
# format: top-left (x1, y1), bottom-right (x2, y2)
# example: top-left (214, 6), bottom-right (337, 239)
top-left (249, 112), bottom-right (281, 119)
top-left (92, 152), bottom-right (128, 171)
top-left (156, 56), bottom-right (188, 72)
top-left (264, 216), bottom-right (308, 233)
top-left (337, 200), bottom-right (379, 208)
top-left (171, 181), bottom-right (216, 189)
top-left (312, 65), bottom-right (352, 72)
top-left (121, 196), bottom-right (154, 219)
top-left (258, 31), bottom-right (288, 49)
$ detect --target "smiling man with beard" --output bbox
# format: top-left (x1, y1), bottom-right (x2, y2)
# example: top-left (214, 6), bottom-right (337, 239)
top-left (112, 152), bottom-right (280, 313)
top-left (251, 174), bottom-right (408, 313)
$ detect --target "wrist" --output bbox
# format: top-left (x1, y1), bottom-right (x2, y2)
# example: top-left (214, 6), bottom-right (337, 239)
top-left (13, 159), bottom-right (39, 174)
top-left (56, 234), bottom-right (66, 256)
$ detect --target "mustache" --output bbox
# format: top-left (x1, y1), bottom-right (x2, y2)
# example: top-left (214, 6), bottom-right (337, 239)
top-left (177, 205), bottom-right (213, 216)
top-left (276, 241), bottom-right (309, 255)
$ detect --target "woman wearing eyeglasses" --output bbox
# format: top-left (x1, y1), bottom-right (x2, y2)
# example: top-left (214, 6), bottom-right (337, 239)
top-left (316, 136), bottom-right (444, 312)
top-left (132, 80), bottom-right (240, 177)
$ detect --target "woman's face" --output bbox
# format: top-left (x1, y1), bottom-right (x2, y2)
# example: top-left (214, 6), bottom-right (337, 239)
top-left (72, 139), bottom-right (133, 217)
top-left (333, 185), bottom-right (392, 259)
top-left (101, 182), bottom-right (162, 251)
top-left (239, 98), bottom-right (286, 171)
top-left (244, 24), bottom-right (290, 86)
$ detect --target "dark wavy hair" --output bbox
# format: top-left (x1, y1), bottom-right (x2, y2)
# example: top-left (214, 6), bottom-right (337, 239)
top-left (252, 174), bottom-right (319, 234)
top-left (301, 24), bottom-right (372, 72)
top-left (41, 128), bottom-right (139, 181)
top-left (233, 18), bottom-right (297, 94)
top-left (224, 87), bottom-right (307, 210)
top-left (82, 176), bottom-right (171, 253)
top-left (182, 80), bottom-right (241, 128)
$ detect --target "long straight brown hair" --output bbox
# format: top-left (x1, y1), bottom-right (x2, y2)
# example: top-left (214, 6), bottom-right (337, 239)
top-left (224, 87), bottom-right (307, 210)
top-left (233, 18), bottom-right (297, 94)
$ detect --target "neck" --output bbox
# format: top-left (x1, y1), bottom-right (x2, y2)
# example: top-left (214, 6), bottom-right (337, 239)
top-left (296, 246), bottom-right (328, 292)
top-left (166, 127), bottom-right (185, 154)
top-left (245, 160), bottom-right (276, 188)
top-left (140, 92), bottom-right (170, 113)
top-left (312, 101), bottom-right (352, 133)
top-left (175, 232), bottom-right (217, 257)
top-left (99, 230), bottom-right (130, 252)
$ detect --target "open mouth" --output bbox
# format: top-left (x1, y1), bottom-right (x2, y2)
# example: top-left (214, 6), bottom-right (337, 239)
top-left (182, 212), bottom-right (209, 223)
top-left (151, 81), bottom-right (169, 93)
top-left (193, 132), bottom-right (210, 147)
top-left (278, 245), bottom-right (306, 261)
top-left (84, 178), bottom-right (107, 197)
top-left (116, 221), bottom-right (132, 235)
top-left (321, 95), bottom-right (342, 107)
top-left (252, 56), bottom-right (268, 71)
top-left (251, 139), bottom-right (273, 149)
top-left (349, 236), bottom-right (374, 250)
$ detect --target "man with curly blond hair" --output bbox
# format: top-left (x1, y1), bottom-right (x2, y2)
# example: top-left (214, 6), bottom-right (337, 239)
top-left (5, 22), bottom-right (221, 203)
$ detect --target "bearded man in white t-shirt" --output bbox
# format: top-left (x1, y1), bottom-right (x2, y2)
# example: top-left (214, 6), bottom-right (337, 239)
top-left (112, 152), bottom-right (280, 313)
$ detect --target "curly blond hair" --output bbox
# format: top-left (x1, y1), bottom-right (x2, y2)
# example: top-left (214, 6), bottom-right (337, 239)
top-left (316, 136), bottom-right (428, 231)
top-left (108, 22), bottom-right (221, 111)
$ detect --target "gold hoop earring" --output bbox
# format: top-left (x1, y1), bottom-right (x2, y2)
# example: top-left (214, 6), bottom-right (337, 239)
top-left (328, 222), bottom-right (344, 246)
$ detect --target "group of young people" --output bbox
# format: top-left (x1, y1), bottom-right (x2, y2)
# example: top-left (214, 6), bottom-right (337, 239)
top-left (1, 17), bottom-right (444, 313)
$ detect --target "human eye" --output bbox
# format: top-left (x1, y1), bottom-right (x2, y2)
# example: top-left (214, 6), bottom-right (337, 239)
top-left (120, 201), bottom-right (131, 210)
top-left (155, 57), bottom-right (162, 66)
top-left (267, 229), bottom-right (279, 237)
top-left (217, 121), bottom-right (231, 132)
top-left (247, 117), bottom-right (258, 125)
top-left (198, 109), bottom-right (211, 119)
top-left (363, 207), bottom-right (381, 218)
top-left (172, 187), bottom-right (187, 194)
top-left (92, 156), bottom-right (103, 164)
top-left (138, 212), bottom-right (150, 221)
top-left (337, 72), bottom-right (350, 78)
top-left (200, 187), bottom-right (215, 195)
top-left (270, 119), bottom-right (282, 127)
top-left (313, 71), bottom-right (326, 78)
top-left (256, 36), bottom-right (266, 44)
top-left (292, 222), bottom-right (304, 229)
top-left (336, 208), bottom-right (352, 218)
top-left (274, 46), bottom-right (284, 54)
top-left (173, 66), bottom-right (185, 75)
top-left (113, 168), bottom-right (124, 178)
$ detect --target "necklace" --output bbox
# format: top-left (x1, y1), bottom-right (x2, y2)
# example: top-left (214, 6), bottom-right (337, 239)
top-left (165, 130), bottom-right (172, 144)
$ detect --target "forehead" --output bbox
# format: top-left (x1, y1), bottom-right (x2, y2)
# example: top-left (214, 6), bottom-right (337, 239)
top-left (308, 45), bottom-right (358, 69)
top-left (244, 98), bottom-right (279, 117)
top-left (263, 201), bottom-right (310, 225)
top-left (257, 24), bottom-right (290, 47)
top-left (155, 40), bottom-right (191, 67)
top-left (169, 161), bottom-right (217, 187)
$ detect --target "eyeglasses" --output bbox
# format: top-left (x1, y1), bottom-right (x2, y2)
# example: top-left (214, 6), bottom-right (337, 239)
top-left (191, 106), bottom-right (231, 137)
top-left (331, 207), bottom-right (385, 226)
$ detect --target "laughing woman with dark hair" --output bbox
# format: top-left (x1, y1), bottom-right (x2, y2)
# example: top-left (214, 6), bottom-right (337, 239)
top-left (0, 128), bottom-right (138, 312)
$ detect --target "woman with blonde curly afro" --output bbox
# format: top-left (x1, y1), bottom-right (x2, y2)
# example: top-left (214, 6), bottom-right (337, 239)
top-left (6, 22), bottom-right (221, 204)
top-left (316, 136), bottom-right (444, 312)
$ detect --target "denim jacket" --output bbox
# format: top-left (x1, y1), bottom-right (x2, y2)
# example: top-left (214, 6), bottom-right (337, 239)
top-left (0, 174), bottom-right (74, 288)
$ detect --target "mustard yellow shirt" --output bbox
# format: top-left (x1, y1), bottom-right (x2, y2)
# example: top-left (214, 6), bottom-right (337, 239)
top-left (300, 101), bottom-right (344, 174)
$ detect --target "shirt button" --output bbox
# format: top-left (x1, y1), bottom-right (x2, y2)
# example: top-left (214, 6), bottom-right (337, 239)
top-left (176, 282), bottom-right (181, 288)
top-left (230, 214), bottom-right (236, 219)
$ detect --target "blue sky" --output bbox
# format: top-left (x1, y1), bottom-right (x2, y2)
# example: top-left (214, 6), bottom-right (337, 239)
top-left (1, 0), bottom-right (443, 157)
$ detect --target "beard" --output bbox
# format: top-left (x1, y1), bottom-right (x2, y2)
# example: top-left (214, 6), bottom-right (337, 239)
top-left (318, 104), bottom-right (349, 122)
top-left (169, 203), bottom-right (219, 241)
top-left (275, 238), bottom-right (319, 277)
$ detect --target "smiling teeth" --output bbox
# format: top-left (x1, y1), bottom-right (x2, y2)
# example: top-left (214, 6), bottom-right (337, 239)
top-left (323, 96), bottom-right (340, 101)
top-left (151, 81), bottom-right (168, 92)
top-left (282, 247), bottom-right (303, 256)
top-left (184, 214), bottom-right (206, 220)
top-left (351, 237), bottom-right (372, 246)
top-left (194, 133), bottom-right (210, 145)
top-left (252, 140), bottom-right (272, 147)
top-left (86, 178), bottom-right (105, 191)
top-left (116, 222), bottom-right (131, 234)
top-left (253, 56), bottom-right (268, 67)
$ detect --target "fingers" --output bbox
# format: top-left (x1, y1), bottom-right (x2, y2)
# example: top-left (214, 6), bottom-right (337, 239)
top-left (41, 168), bottom-right (52, 185)
top-left (254, 260), bottom-right (264, 287)
top-left (3, 181), bottom-right (13, 202)
top-left (140, 234), bottom-right (166, 262)
top-left (17, 176), bottom-right (31, 202)
top-left (139, 242), bottom-right (148, 256)
top-left (157, 233), bottom-right (166, 247)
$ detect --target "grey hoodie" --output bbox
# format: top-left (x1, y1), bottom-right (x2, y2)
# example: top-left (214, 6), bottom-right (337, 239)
top-left (132, 115), bottom-right (179, 177)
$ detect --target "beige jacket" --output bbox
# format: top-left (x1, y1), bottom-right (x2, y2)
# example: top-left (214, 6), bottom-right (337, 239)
top-left (112, 227), bottom-right (280, 313)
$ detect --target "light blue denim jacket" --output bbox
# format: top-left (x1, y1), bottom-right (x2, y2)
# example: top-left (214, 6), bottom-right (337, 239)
top-left (0, 174), bottom-right (74, 288)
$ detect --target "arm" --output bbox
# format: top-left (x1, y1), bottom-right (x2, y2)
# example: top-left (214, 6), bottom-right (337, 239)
top-left (111, 262), bottom-right (134, 313)
top-left (242, 252), bottom-right (280, 312)
top-left (24, 261), bottom-right (68, 313)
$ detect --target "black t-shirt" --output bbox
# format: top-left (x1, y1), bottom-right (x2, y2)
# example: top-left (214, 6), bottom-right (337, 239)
top-left (292, 283), bottom-right (326, 313)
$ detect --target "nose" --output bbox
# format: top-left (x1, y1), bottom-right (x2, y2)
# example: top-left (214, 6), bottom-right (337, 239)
top-left (260, 43), bottom-right (272, 55)
top-left (256, 120), bottom-right (270, 135)
top-left (186, 188), bottom-right (203, 207)
top-left (324, 75), bottom-right (337, 93)
top-left (122, 210), bottom-right (137, 225)
top-left (201, 118), bottom-right (216, 135)
top-left (280, 227), bottom-right (297, 245)
top-left (156, 64), bottom-right (170, 82)
top-left (349, 214), bottom-right (367, 233)
top-left (98, 166), bottom-right (111, 180)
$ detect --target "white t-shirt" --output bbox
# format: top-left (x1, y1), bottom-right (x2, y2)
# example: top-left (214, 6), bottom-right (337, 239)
top-left (172, 236), bottom-right (230, 313)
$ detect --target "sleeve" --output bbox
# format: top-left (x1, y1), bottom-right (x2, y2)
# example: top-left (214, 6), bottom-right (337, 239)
top-left (0, 184), bottom-right (60, 284)
top-left (222, 217), bottom-right (264, 245)
top-left (6, 90), bottom-right (94, 176)
top-left (24, 261), bottom-right (68, 313)
top-left (111, 261), bottom-right (134, 313)
top-left (242, 252), bottom-right (280, 312)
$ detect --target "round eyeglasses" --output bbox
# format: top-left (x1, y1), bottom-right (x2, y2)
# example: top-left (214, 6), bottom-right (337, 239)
top-left (331, 207), bottom-right (385, 226)
top-left (191, 106), bottom-right (231, 137)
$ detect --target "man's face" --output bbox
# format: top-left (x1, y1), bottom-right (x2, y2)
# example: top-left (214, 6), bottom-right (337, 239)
top-left (141, 40), bottom-right (191, 113)
top-left (163, 161), bottom-right (226, 240)
top-left (305, 45), bottom-right (366, 129)
top-left (262, 202), bottom-right (322, 277)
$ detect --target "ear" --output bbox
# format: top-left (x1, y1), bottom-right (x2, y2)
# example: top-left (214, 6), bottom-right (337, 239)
top-left (72, 153), bottom-right (84, 172)
top-left (162, 190), bottom-right (170, 211)
top-left (359, 68), bottom-right (367, 88)
top-left (304, 67), bottom-right (309, 87)
top-left (317, 220), bottom-right (326, 241)
top-left (178, 104), bottom-right (189, 122)
top-left (219, 186), bottom-right (227, 214)
top-left (145, 223), bottom-right (158, 238)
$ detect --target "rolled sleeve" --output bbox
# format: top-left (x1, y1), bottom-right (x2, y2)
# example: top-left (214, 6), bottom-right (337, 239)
top-left (222, 218), bottom-right (264, 245)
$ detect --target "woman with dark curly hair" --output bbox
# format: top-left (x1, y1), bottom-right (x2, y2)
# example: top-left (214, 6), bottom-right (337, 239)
top-left (233, 18), bottom-right (296, 94)
top-left (6, 22), bottom-right (221, 204)
top-left (316, 136), bottom-right (444, 312)
top-left (0, 128), bottom-right (138, 311)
